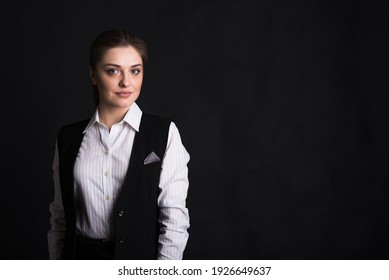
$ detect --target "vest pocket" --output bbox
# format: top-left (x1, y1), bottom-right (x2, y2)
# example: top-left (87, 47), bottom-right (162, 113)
top-left (142, 161), bottom-right (162, 192)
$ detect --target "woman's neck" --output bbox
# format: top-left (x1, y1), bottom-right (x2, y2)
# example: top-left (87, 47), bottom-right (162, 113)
top-left (98, 104), bottom-right (130, 130)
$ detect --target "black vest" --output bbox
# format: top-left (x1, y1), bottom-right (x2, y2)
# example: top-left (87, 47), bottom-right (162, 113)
top-left (56, 113), bottom-right (171, 259)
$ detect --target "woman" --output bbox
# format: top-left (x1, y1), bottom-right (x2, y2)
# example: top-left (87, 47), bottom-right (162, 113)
top-left (48, 29), bottom-right (190, 260)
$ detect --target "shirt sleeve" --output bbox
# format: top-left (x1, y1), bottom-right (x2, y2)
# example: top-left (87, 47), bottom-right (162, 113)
top-left (47, 141), bottom-right (66, 259)
top-left (157, 122), bottom-right (190, 260)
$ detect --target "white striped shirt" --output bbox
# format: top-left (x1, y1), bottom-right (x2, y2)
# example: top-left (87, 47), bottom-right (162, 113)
top-left (48, 103), bottom-right (190, 260)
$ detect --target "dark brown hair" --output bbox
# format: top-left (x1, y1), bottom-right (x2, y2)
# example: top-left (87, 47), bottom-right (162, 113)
top-left (89, 29), bottom-right (148, 105)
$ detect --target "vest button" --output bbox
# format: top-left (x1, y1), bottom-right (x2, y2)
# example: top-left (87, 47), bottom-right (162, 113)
top-left (117, 210), bottom-right (124, 217)
top-left (119, 237), bottom-right (126, 244)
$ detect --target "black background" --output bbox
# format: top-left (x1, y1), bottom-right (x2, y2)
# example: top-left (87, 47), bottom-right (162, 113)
top-left (1, 0), bottom-right (388, 259)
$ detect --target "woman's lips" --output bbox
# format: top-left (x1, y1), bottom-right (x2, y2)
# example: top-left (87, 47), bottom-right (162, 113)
top-left (116, 91), bottom-right (132, 98)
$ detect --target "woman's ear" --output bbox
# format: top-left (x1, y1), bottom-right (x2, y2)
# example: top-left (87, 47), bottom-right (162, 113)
top-left (89, 66), bottom-right (97, 85)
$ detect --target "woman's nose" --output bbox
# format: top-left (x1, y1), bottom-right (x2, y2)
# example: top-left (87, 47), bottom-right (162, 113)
top-left (119, 74), bottom-right (131, 87)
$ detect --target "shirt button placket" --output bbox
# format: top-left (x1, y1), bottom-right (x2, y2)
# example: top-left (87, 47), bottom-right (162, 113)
top-left (101, 127), bottom-right (110, 203)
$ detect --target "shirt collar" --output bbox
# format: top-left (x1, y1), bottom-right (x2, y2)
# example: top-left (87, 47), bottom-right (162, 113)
top-left (83, 102), bottom-right (143, 133)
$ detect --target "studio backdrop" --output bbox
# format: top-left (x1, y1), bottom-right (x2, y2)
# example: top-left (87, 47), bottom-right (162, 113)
top-left (1, 0), bottom-right (388, 259)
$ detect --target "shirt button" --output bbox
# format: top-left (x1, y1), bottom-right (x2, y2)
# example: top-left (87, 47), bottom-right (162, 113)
top-left (117, 210), bottom-right (124, 217)
top-left (105, 150), bottom-right (109, 155)
top-left (105, 195), bottom-right (110, 200)
top-left (104, 171), bottom-right (109, 176)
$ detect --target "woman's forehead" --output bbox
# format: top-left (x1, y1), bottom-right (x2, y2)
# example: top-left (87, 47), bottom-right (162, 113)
top-left (100, 46), bottom-right (142, 66)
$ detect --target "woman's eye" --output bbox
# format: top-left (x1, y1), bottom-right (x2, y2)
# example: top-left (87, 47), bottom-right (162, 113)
top-left (107, 68), bottom-right (120, 75)
top-left (131, 69), bottom-right (140, 75)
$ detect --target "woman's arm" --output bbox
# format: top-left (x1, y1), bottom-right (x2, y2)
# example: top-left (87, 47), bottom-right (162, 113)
top-left (157, 122), bottom-right (190, 260)
top-left (47, 141), bottom-right (66, 259)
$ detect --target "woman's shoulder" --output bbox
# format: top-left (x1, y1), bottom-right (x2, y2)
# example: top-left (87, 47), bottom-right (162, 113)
top-left (141, 113), bottom-right (186, 134)
top-left (141, 112), bottom-right (172, 125)
top-left (57, 118), bottom-right (90, 138)
top-left (140, 113), bottom-right (174, 138)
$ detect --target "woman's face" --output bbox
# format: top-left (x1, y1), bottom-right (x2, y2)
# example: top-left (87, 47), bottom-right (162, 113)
top-left (90, 46), bottom-right (143, 110)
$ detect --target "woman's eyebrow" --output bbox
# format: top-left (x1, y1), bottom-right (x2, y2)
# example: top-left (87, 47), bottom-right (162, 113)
top-left (103, 63), bottom-right (143, 68)
top-left (103, 63), bottom-right (121, 67)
